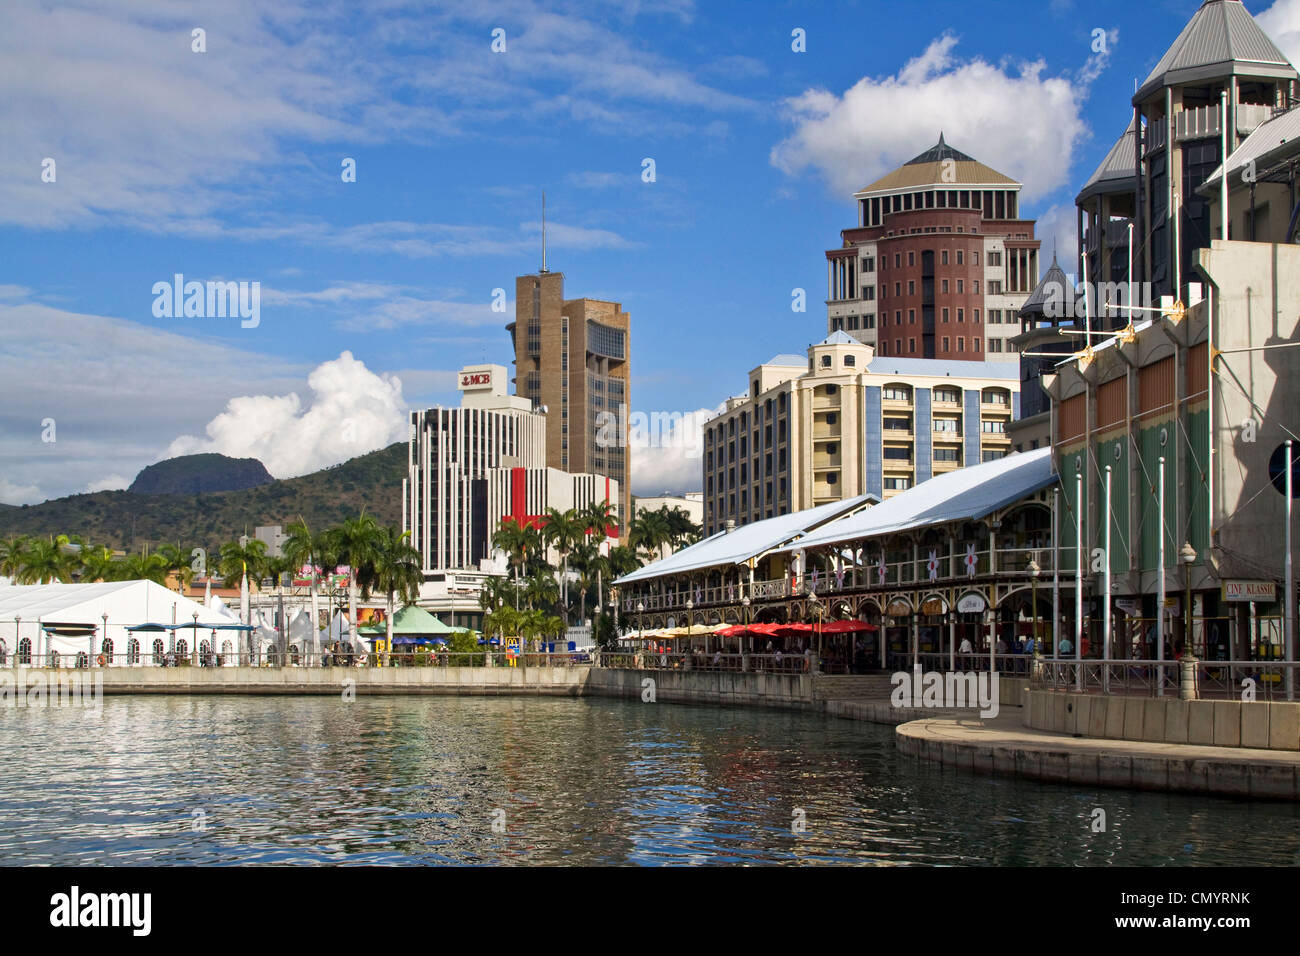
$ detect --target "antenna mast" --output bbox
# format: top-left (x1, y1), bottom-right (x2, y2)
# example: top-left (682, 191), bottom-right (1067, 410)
top-left (541, 191), bottom-right (548, 274)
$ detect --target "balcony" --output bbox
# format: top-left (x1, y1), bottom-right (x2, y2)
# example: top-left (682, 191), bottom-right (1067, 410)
top-left (1175, 104), bottom-right (1221, 142)
top-left (813, 452), bottom-right (843, 470)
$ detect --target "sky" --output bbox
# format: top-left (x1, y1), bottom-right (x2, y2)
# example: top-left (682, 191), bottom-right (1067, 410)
top-left (5, 0), bottom-right (1300, 505)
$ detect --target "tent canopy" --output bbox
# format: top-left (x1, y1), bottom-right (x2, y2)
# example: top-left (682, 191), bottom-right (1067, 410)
top-left (358, 605), bottom-right (452, 635)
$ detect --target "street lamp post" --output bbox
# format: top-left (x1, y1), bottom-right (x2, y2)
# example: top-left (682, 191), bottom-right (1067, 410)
top-left (741, 596), bottom-right (751, 672)
top-left (809, 591), bottom-right (822, 674)
top-left (1180, 542), bottom-right (1198, 700)
top-left (99, 612), bottom-right (107, 668)
top-left (636, 602), bottom-right (645, 669)
top-left (685, 599), bottom-right (693, 669)
top-left (1028, 559), bottom-right (1041, 681)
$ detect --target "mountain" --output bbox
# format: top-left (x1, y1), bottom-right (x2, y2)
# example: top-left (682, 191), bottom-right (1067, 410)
top-left (128, 453), bottom-right (274, 495)
top-left (0, 443), bottom-right (406, 553)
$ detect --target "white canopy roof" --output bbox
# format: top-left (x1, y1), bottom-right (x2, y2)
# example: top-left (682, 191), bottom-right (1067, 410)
top-left (775, 447), bottom-right (1056, 554)
top-left (0, 579), bottom-right (228, 627)
top-left (616, 493), bottom-right (879, 585)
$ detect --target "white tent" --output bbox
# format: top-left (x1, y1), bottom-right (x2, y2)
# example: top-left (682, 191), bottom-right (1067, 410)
top-left (0, 580), bottom-right (230, 667)
top-left (287, 609), bottom-right (316, 665)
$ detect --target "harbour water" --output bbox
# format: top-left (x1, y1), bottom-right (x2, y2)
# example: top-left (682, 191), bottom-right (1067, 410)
top-left (1, 696), bottom-right (1297, 865)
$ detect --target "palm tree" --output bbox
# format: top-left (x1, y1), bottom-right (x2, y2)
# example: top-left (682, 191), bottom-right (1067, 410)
top-left (628, 509), bottom-right (672, 561)
top-left (156, 542), bottom-right (195, 593)
top-left (0, 535), bottom-right (29, 579)
top-left (524, 568), bottom-right (560, 614)
top-left (328, 514), bottom-right (384, 648)
top-left (583, 499), bottom-right (618, 543)
top-left (492, 518), bottom-right (543, 608)
top-left (358, 525), bottom-right (422, 666)
top-left (77, 543), bottom-right (118, 583)
top-left (116, 550), bottom-right (170, 585)
top-left (542, 507), bottom-right (584, 623)
top-left (284, 519), bottom-right (327, 643)
top-left (15, 535), bottom-right (79, 584)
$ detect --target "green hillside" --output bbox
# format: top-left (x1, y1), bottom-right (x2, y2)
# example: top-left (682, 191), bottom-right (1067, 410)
top-left (0, 443), bottom-right (407, 552)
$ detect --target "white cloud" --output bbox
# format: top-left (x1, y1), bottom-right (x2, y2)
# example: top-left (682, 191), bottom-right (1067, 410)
top-left (770, 34), bottom-right (1096, 201)
top-left (1033, 203), bottom-right (1080, 276)
top-left (0, 478), bottom-right (44, 506)
top-left (1257, 0), bottom-right (1300, 65)
top-left (629, 404), bottom-right (724, 495)
top-left (85, 474), bottom-right (129, 494)
top-left (166, 352), bottom-right (409, 479)
top-left (0, 294), bottom-right (306, 502)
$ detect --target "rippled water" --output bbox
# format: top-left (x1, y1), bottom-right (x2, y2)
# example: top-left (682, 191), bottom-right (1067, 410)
top-left (1, 696), bottom-right (1297, 865)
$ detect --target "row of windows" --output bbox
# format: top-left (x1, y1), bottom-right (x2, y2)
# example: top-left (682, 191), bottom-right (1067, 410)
top-left (882, 337), bottom-right (983, 356)
top-left (883, 308), bottom-right (981, 326)
top-left (830, 314), bottom-right (876, 332)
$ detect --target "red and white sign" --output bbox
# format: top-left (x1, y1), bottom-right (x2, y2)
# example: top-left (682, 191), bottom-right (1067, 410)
top-left (1223, 580), bottom-right (1277, 602)
top-left (458, 370), bottom-right (493, 390)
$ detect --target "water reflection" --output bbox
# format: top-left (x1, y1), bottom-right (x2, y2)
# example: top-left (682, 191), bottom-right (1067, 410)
top-left (0, 696), bottom-right (1296, 865)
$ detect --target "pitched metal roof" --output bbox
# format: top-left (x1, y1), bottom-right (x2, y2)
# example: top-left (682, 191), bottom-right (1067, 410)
top-left (1198, 103), bottom-right (1300, 193)
top-left (765, 353), bottom-right (807, 367)
top-left (1135, 0), bottom-right (1296, 103)
top-left (1019, 255), bottom-right (1072, 316)
top-left (818, 330), bottom-right (863, 346)
top-left (856, 134), bottom-right (1019, 195)
top-left (1076, 118), bottom-right (1139, 204)
top-left (615, 494), bottom-right (880, 585)
top-left (774, 447), bottom-right (1056, 553)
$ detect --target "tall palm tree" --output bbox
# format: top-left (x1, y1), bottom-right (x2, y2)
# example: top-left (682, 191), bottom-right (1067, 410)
top-left (77, 543), bottom-right (118, 583)
top-left (328, 513), bottom-right (384, 646)
top-left (492, 518), bottom-right (542, 609)
top-left (583, 499), bottom-right (618, 542)
top-left (156, 542), bottom-right (195, 593)
top-left (359, 525), bottom-right (423, 666)
top-left (284, 518), bottom-right (327, 641)
top-left (15, 535), bottom-right (79, 584)
top-left (0, 535), bottom-right (29, 579)
top-left (628, 509), bottom-right (672, 561)
top-left (116, 550), bottom-right (170, 585)
top-left (524, 568), bottom-right (560, 614)
top-left (542, 507), bottom-right (584, 622)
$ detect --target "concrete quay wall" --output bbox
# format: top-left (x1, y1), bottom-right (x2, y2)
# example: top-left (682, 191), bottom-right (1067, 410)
top-left (585, 667), bottom-right (816, 710)
top-left (1024, 689), bottom-right (1300, 751)
top-left (82, 665), bottom-right (590, 696)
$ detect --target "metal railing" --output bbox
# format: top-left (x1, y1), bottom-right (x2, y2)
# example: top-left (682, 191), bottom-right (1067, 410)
top-left (7, 650), bottom-right (595, 670)
top-left (1039, 659), bottom-right (1300, 701)
top-left (597, 651), bottom-right (813, 674)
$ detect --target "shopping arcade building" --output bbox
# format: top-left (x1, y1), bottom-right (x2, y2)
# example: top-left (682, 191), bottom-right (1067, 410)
top-left (614, 449), bottom-right (1064, 672)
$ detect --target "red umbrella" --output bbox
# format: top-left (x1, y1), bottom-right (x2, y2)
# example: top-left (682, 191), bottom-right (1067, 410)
top-left (819, 619), bottom-right (878, 634)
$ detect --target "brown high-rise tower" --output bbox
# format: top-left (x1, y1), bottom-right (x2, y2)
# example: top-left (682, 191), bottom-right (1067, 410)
top-left (509, 270), bottom-right (631, 532)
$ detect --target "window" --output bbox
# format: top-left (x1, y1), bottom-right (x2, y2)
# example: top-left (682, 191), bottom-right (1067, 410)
top-left (973, 251), bottom-right (980, 265)
top-left (988, 309), bottom-right (1000, 324)
top-left (825, 412), bottom-right (837, 425)
top-left (863, 257), bottom-right (875, 272)
top-left (973, 280), bottom-right (980, 294)
top-left (909, 309), bottom-right (916, 324)
top-left (895, 311), bottom-right (901, 325)
top-left (942, 250), bottom-right (949, 266)
top-left (942, 308), bottom-right (950, 322)
top-left (989, 339), bottom-right (1003, 352)
top-left (908, 280), bottom-right (915, 295)
top-left (894, 254), bottom-right (901, 268)
top-left (894, 283), bottom-right (901, 297)
top-left (942, 279), bottom-right (949, 294)
top-left (942, 336), bottom-right (949, 351)
top-left (934, 447), bottom-right (961, 462)
top-left (981, 420), bottom-right (1007, 433)
top-left (864, 286), bottom-right (875, 301)
top-left (982, 450), bottom-right (1006, 462)
top-left (883, 384), bottom-right (911, 402)
top-left (989, 251), bottom-right (1002, 266)
top-left (957, 309), bottom-right (964, 322)
top-left (957, 251), bottom-right (964, 265)
top-left (989, 281), bottom-right (1003, 295)
top-left (973, 309), bottom-right (980, 324)
top-left (908, 251), bottom-right (915, 266)
top-left (881, 340), bottom-right (888, 355)
top-left (827, 473), bottom-right (838, 485)
top-left (982, 388), bottom-right (1010, 405)
top-left (884, 446), bottom-right (912, 461)
top-left (885, 477), bottom-right (911, 491)
top-left (884, 416), bottom-right (911, 431)
top-left (17, 638), bottom-right (31, 665)
top-left (909, 338), bottom-right (916, 354)
top-left (974, 338), bottom-right (981, 352)
top-left (957, 280), bottom-right (964, 294)
top-left (865, 314), bottom-right (875, 329)
top-left (821, 355), bottom-right (832, 367)
top-left (958, 337), bottom-right (965, 352)
top-left (844, 355), bottom-right (856, 367)
top-left (934, 417), bottom-right (960, 433)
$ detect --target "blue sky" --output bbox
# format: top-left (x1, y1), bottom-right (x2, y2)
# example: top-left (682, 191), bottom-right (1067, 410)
top-left (5, 0), bottom-right (1300, 503)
